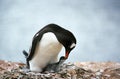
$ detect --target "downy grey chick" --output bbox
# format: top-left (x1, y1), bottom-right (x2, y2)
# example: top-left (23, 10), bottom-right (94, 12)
top-left (43, 56), bottom-right (66, 72)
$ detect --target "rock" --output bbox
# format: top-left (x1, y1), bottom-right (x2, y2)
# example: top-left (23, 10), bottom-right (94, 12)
top-left (0, 60), bottom-right (120, 79)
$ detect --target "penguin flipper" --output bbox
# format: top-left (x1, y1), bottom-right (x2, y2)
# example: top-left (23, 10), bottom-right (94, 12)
top-left (27, 29), bottom-right (44, 61)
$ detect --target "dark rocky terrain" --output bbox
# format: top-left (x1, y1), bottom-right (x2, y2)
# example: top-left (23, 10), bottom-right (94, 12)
top-left (0, 60), bottom-right (120, 79)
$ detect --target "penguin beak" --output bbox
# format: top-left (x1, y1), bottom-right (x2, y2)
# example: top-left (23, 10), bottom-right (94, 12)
top-left (65, 51), bottom-right (70, 59)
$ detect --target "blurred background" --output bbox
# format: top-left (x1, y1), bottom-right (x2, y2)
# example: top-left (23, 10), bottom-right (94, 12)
top-left (0, 0), bottom-right (120, 63)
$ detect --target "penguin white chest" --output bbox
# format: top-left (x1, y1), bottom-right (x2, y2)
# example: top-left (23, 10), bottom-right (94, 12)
top-left (29, 32), bottom-right (62, 72)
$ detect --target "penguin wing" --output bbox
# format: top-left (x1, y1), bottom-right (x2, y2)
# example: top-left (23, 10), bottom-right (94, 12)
top-left (27, 32), bottom-right (43, 61)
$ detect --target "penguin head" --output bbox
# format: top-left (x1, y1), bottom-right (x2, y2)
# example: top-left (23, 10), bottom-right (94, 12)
top-left (58, 56), bottom-right (66, 64)
top-left (63, 37), bottom-right (76, 59)
top-left (54, 26), bottom-right (76, 59)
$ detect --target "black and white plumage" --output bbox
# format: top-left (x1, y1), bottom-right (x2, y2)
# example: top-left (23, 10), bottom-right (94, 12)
top-left (23, 24), bottom-right (76, 72)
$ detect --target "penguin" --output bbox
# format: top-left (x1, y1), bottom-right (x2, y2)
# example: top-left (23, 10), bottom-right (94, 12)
top-left (23, 23), bottom-right (76, 72)
top-left (43, 56), bottom-right (66, 72)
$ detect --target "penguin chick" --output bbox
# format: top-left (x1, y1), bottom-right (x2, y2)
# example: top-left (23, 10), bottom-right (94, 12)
top-left (43, 56), bottom-right (66, 72)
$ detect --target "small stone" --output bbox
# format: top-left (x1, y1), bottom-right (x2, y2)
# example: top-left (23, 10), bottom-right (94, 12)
top-left (96, 72), bottom-right (102, 76)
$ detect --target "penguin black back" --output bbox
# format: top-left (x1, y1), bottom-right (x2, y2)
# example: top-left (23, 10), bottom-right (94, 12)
top-left (39, 24), bottom-right (77, 53)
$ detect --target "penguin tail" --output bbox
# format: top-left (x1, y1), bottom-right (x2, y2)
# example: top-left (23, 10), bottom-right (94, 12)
top-left (22, 50), bottom-right (30, 68)
top-left (23, 50), bottom-right (28, 58)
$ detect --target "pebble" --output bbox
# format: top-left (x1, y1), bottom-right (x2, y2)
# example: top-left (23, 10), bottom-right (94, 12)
top-left (0, 61), bottom-right (120, 79)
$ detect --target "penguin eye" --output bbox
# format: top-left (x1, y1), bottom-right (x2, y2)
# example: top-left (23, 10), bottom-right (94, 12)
top-left (70, 43), bottom-right (76, 49)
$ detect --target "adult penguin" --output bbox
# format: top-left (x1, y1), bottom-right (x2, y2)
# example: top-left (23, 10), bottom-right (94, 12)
top-left (23, 24), bottom-right (76, 72)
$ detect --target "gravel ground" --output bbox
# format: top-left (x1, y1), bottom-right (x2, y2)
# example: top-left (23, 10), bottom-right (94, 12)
top-left (0, 60), bottom-right (120, 79)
